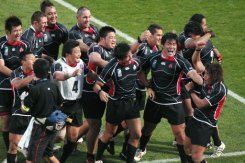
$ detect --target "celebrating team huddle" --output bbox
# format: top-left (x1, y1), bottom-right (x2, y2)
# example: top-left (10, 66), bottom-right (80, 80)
top-left (0, 0), bottom-right (227, 163)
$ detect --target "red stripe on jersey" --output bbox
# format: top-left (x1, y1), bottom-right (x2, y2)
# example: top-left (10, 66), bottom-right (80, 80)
top-left (7, 41), bottom-right (23, 46)
top-left (161, 54), bottom-right (175, 61)
top-left (35, 32), bottom-right (44, 37)
top-left (11, 84), bottom-right (15, 108)
top-left (45, 24), bottom-right (59, 32)
top-left (177, 72), bottom-right (184, 95)
top-left (86, 62), bottom-right (97, 84)
top-left (82, 27), bottom-right (95, 34)
top-left (109, 80), bottom-right (115, 96)
top-left (23, 71), bottom-right (34, 76)
top-left (214, 96), bottom-right (226, 120)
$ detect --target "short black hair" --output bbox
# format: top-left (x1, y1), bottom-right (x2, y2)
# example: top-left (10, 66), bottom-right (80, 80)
top-left (40, 0), bottom-right (54, 13)
top-left (114, 42), bottom-right (131, 60)
top-left (148, 24), bottom-right (163, 35)
top-left (62, 40), bottom-right (80, 57)
top-left (33, 58), bottom-right (50, 78)
top-left (5, 16), bottom-right (22, 32)
top-left (161, 32), bottom-right (178, 45)
top-left (205, 63), bottom-right (224, 83)
top-left (184, 21), bottom-right (204, 37)
top-left (189, 13), bottom-right (205, 25)
top-left (99, 26), bottom-right (116, 39)
top-left (31, 11), bottom-right (46, 24)
top-left (19, 51), bottom-right (33, 62)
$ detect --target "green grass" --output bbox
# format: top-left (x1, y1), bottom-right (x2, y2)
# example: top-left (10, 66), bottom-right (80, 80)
top-left (0, 0), bottom-right (245, 162)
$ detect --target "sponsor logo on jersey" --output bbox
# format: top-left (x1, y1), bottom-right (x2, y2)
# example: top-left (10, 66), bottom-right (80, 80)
top-left (152, 60), bottom-right (157, 68)
top-left (117, 69), bottom-right (122, 77)
top-left (161, 62), bottom-right (166, 65)
top-left (4, 47), bottom-right (8, 56)
top-left (19, 47), bottom-right (24, 53)
top-left (44, 34), bottom-right (48, 42)
top-left (133, 65), bottom-right (137, 70)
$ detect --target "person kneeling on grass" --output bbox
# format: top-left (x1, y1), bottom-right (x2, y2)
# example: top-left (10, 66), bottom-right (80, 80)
top-left (22, 59), bottom-right (64, 163)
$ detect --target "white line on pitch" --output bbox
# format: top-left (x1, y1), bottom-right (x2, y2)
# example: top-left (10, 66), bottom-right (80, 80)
top-left (54, 0), bottom-right (245, 104)
top-left (140, 151), bottom-right (245, 163)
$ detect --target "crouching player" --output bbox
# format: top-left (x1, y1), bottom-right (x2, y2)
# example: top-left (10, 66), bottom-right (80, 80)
top-left (22, 58), bottom-right (64, 163)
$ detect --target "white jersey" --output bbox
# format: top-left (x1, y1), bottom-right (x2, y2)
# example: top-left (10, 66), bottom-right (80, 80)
top-left (51, 57), bottom-right (85, 100)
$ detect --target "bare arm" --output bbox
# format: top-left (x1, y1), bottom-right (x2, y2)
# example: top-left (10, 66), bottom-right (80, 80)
top-left (213, 48), bottom-right (222, 64)
top-left (185, 82), bottom-right (209, 109)
top-left (53, 69), bottom-right (81, 81)
top-left (0, 59), bottom-right (12, 76)
top-left (93, 80), bottom-right (109, 102)
top-left (187, 70), bottom-right (203, 85)
top-left (192, 41), bottom-right (206, 73)
top-left (89, 52), bottom-right (109, 68)
top-left (185, 33), bottom-right (212, 49)
top-left (11, 74), bottom-right (35, 90)
top-left (77, 39), bottom-right (90, 53)
top-left (137, 71), bottom-right (155, 99)
top-left (130, 30), bottom-right (151, 53)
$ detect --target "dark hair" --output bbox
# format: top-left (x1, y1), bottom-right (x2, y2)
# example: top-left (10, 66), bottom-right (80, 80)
top-left (42, 55), bottom-right (55, 67)
top-left (205, 63), bottom-right (224, 83)
top-left (114, 42), bottom-right (131, 60)
top-left (34, 58), bottom-right (50, 78)
top-left (161, 32), bottom-right (178, 45)
top-left (77, 6), bottom-right (89, 16)
top-left (5, 16), bottom-right (22, 32)
top-left (99, 26), bottom-right (116, 39)
top-left (40, 0), bottom-right (54, 13)
top-left (31, 11), bottom-right (46, 24)
top-left (148, 24), bottom-right (163, 35)
top-left (19, 51), bottom-right (33, 61)
top-left (189, 13), bottom-right (205, 25)
top-left (62, 40), bottom-right (80, 57)
top-left (184, 21), bottom-right (204, 37)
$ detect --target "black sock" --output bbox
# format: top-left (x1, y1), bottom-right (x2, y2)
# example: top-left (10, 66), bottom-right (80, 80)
top-left (177, 144), bottom-right (187, 163)
top-left (87, 152), bottom-right (95, 162)
top-left (59, 139), bottom-right (77, 163)
top-left (212, 128), bottom-right (221, 146)
top-left (139, 135), bottom-right (151, 151)
top-left (121, 133), bottom-right (130, 154)
top-left (186, 155), bottom-right (193, 163)
top-left (126, 143), bottom-right (137, 163)
top-left (113, 124), bottom-right (124, 137)
top-left (7, 153), bottom-right (16, 163)
top-left (2, 131), bottom-right (9, 151)
top-left (96, 139), bottom-right (108, 160)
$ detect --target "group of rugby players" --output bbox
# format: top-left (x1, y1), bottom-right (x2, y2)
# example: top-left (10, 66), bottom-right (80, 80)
top-left (0, 0), bottom-right (227, 163)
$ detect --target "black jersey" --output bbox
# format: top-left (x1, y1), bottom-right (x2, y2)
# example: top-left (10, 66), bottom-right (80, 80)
top-left (84, 44), bottom-right (114, 92)
top-left (21, 26), bottom-right (45, 58)
top-left (43, 23), bottom-right (68, 60)
top-left (0, 36), bottom-right (7, 43)
top-left (142, 52), bottom-right (194, 104)
top-left (10, 67), bottom-right (33, 114)
top-left (99, 58), bottom-right (140, 99)
top-left (0, 40), bottom-right (30, 89)
top-left (69, 24), bottom-right (99, 64)
top-left (136, 42), bottom-right (159, 89)
top-left (193, 82), bottom-right (227, 127)
top-left (178, 32), bottom-right (215, 65)
top-left (24, 79), bottom-right (63, 118)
